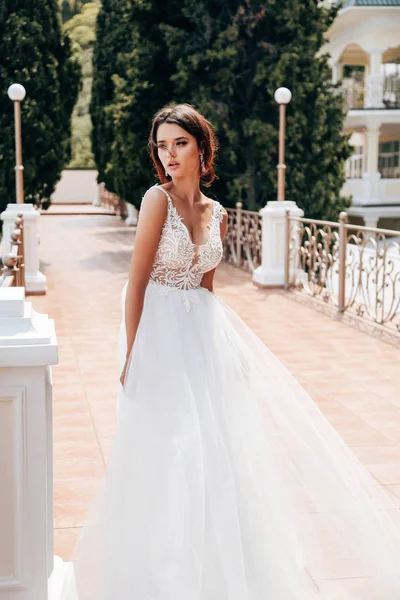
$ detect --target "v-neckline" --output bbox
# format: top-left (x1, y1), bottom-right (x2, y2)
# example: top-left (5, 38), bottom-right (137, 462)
top-left (157, 185), bottom-right (217, 249)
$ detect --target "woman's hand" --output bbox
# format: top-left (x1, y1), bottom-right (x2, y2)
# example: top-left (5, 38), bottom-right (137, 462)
top-left (120, 360), bottom-right (128, 387)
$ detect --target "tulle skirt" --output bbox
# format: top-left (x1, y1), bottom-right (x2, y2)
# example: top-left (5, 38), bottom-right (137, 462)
top-left (62, 279), bottom-right (400, 600)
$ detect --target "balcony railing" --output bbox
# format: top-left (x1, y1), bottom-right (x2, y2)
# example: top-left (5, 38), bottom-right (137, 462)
top-left (98, 182), bottom-right (128, 217)
top-left (223, 203), bottom-right (262, 272)
top-left (345, 151), bottom-right (363, 179)
top-left (0, 212), bottom-right (25, 288)
top-left (284, 211), bottom-right (400, 337)
top-left (342, 75), bottom-right (364, 110)
top-left (379, 142), bottom-right (400, 178)
top-left (342, 65), bottom-right (400, 111)
top-left (345, 142), bottom-right (400, 179)
top-left (383, 64), bottom-right (400, 108)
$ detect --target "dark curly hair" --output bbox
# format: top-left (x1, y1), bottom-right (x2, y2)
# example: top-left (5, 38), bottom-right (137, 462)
top-left (148, 103), bottom-right (219, 187)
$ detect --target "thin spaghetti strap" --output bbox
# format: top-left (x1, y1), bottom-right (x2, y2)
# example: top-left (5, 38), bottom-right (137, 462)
top-left (213, 200), bottom-right (224, 224)
top-left (153, 184), bottom-right (172, 209)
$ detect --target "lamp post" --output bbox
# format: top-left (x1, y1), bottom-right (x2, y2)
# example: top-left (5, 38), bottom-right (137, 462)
top-left (274, 87), bottom-right (292, 202)
top-left (7, 83), bottom-right (26, 205)
top-left (1, 83), bottom-right (47, 294)
top-left (252, 86), bottom-right (303, 288)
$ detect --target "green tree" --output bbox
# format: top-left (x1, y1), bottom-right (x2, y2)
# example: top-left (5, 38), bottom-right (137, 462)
top-left (63, 2), bottom-right (99, 168)
top-left (106, 2), bottom-right (175, 207)
top-left (91, 0), bottom-right (128, 191)
top-left (91, 0), bottom-right (351, 220)
top-left (163, 0), bottom-right (352, 219)
top-left (0, 0), bottom-right (81, 216)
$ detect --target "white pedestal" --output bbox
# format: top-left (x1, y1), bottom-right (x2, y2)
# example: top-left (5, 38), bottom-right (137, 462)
top-left (252, 200), bottom-right (303, 287)
top-left (362, 171), bottom-right (381, 205)
top-left (125, 202), bottom-right (138, 226)
top-left (93, 184), bottom-right (101, 207)
top-left (0, 287), bottom-right (58, 599)
top-left (0, 203), bottom-right (46, 294)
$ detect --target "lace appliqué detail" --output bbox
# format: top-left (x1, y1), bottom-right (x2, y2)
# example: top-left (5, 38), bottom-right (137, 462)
top-left (149, 280), bottom-right (200, 312)
top-left (148, 184), bottom-right (224, 310)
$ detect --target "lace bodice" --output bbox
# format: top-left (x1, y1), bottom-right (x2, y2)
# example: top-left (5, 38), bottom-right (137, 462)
top-left (148, 184), bottom-right (224, 293)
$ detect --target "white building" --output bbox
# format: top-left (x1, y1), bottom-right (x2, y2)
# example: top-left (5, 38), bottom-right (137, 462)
top-left (324, 0), bottom-right (400, 228)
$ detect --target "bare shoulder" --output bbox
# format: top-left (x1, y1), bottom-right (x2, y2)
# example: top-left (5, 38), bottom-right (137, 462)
top-left (142, 184), bottom-right (168, 205)
top-left (134, 186), bottom-right (169, 239)
top-left (140, 185), bottom-right (168, 217)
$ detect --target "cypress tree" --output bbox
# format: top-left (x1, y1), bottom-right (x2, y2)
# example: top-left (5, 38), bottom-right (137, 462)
top-left (63, 2), bottom-right (99, 168)
top-left (90, 0), bottom-right (351, 219)
top-left (0, 0), bottom-right (81, 216)
top-left (90, 0), bottom-right (131, 191)
top-left (91, 0), bottom-right (174, 206)
top-left (107, 1), bottom-right (175, 207)
top-left (163, 0), bottom-right (352, 219)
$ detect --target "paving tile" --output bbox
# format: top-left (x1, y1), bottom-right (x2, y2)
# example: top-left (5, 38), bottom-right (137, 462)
top-left (53, 478), bottom-right (103, 504)
top-left (53, 501), bottom-right (92, 529)
top-left (54, 458), bottom-right (105, 480)
top-left (53, 527), bottom-right (81, 561)
top-left (54, 442), bottom-right (102, 462)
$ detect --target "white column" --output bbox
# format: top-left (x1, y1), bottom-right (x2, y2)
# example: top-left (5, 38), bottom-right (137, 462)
top-left (364, 50), bottom-right (385, 108)
top-left (0, 287), bottom-right (58, 600)
top-left (252, 200), bottom-right (304, 287)
top-left (93, 183), bottom-right (101, 207)
top-left (1, 204), bottom-right (46, 294)
top-left (362, 124), bottom-right (382, 204)
top-left (332, 62), bottom-right (344, 85)
top-left (363, 213), bottom-right (379, 229)
top-left (125, 203), bottom-right (138, 226)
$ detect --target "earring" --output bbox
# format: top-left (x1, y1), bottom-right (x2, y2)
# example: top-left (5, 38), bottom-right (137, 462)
top-left (165, 169), bottom-right (169, 177)
top-left (200, 154), bottom-right (206, 174)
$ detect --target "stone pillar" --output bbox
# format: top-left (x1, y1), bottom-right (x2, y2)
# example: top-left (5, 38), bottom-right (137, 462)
top-left (92, 183), bottom-right (101, 207)
top-left (332, 62), bottom-right (344, 85)
top-left (252, 200), bottom-right (304, 287)
top-left (364, 50), bottom-right (385, 108)
top-left (0, 287), bottom-right (58, 600)
top-left (363, 124), bottom-right (382, 204)
top-left (363, 213), bottom-right (379, 229)
top-left (1, 204), bottom-right (46, 294)
top-left (125, 202), bottom-right (138, 226)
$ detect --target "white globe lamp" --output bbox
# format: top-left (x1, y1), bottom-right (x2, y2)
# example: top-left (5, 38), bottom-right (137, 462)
top-left (7, 83), bottom-right (26, 102)
top-left (274, 87), bottom-right (292, 105)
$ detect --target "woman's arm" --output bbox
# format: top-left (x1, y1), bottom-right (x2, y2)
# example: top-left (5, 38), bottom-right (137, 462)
top-left (124, 187), bottom-right (168, 361)
top-left (200, 207), bottom-right (228, 293)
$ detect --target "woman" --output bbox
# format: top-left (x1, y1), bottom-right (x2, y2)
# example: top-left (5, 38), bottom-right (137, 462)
top-left (65, 103), bottom-right (400, 600)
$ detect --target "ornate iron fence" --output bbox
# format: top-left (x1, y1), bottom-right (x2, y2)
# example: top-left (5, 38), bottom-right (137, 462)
top-left (223, 202), bottom-right (262, 272)
top-left (285, 210), bottom-right (400, 334)
top-left (0, 212), bottom-right (25, 288)
top-left (98, 182), bottom-right (128, 217)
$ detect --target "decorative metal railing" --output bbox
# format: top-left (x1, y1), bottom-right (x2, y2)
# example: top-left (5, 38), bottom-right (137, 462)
top-left (341, 68), bottom-right (400, 111)
top-left (98, 182), bottom-right (128, 217)
top-left (345, 152), bottom-right (363, 179)
top-left (0, 212), bottom-right (25, 287)
top-left (342, 75), bottom-right (364, 111)
top-left (223, 203), bottom-right (262, 272)
top-left (285, 210), bottom-right (400, 333)
top-left (383, 64), bottom-right (400, 109)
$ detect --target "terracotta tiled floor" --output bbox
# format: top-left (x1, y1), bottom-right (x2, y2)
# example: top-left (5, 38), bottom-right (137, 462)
top-left (30, 211), bottom-right (400, 564)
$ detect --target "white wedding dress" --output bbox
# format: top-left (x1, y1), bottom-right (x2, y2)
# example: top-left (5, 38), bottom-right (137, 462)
top-left (62, 184), bottom-right (400, 600)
